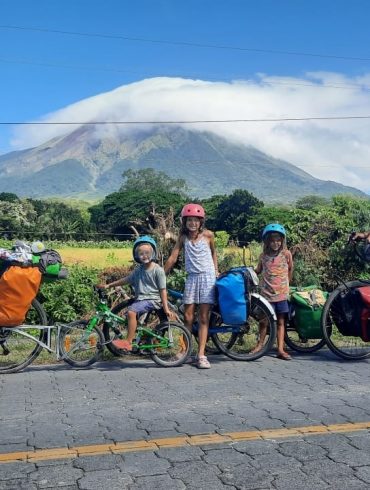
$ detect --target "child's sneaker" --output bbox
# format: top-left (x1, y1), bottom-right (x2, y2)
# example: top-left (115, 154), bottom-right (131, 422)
top-left (197, 356), bottom-right (211, 369)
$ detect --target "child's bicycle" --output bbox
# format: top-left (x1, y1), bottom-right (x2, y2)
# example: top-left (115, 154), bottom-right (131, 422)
top-left (0, 297), bottom-right (105, 374)
top-left (320, 233), bottom-right (370, 360)
top-left (93, 287), bottom-right (192, 367)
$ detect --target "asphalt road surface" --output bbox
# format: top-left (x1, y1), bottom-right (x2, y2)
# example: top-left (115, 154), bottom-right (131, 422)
top-left (1, 348), bottom-right (370, 489)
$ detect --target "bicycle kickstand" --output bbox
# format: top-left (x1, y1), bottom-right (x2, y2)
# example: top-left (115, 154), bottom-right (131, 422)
top-left (0, 341), bottom-right (10, 356)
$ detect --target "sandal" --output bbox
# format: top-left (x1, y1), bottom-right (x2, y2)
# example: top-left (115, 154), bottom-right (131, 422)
top-left (112, 339), bottom-right (132, 351)
top-left (197, 356), bottom-right (211, 369)
top-left (277, 352), bottom-right (291, 361)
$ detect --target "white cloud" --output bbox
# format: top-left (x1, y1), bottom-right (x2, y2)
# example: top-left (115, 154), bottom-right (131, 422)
top-left (10, 74), bottom-right (370, 192)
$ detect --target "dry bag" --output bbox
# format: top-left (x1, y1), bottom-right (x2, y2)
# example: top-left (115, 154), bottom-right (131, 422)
top-left (0, 266), bottom-right (42, 327)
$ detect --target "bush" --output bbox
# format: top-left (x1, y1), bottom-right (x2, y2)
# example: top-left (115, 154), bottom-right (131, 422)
top-left (214, 231), bottom-right (229, 248)
top-left (40, 265), bottom-right (99, 322)
top-left (167, 268), bottom-right (187, 292)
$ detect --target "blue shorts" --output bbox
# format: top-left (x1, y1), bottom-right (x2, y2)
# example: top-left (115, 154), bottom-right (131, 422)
top-left (270, 300), bottom-right (289, 315)
top-left (128, 299), bottom-right (157, 315)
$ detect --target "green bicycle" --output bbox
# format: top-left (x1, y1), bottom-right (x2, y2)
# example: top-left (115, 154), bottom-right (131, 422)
top-left (61, 287), bottom-right (193, 368)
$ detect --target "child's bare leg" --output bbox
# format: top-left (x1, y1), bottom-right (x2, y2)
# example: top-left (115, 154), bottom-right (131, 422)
top-left (112, 310), bottom-right (137, 351)
top-left (184, 304), bottom-right (196, 334)
top-left (251, 318), bottom-right (268, 353)
top-left (126, 310), bottom-right (138, 344)
top-left (276, 314), bottom-right (290, 359)
top-left (197, 304), bottom-right (211, 358)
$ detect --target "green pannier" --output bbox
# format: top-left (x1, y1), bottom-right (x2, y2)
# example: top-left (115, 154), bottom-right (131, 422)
top-left (31, 249), bottom-right (67, 280)
top-left (290, 286), bottom-right (328, 339)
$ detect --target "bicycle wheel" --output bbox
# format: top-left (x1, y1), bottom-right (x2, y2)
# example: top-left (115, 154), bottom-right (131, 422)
top-left (150, 321), bottom-right (192, 367)
top-left (322, 282), bottom-right (370, 360)
top-left (211, 296), bottom-right (277, 361)
top-left (59, 320), bottom-right (104, 367)
top-left (103, 299), bottom-right (132, 356)
top-left (284, 318), bottom-right (326, 353)
top-left (0, 298), bottom-right (47, 374)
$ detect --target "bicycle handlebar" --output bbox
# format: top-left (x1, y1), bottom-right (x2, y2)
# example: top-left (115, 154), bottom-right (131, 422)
top-left (93, 286), bottom-right (108, 301)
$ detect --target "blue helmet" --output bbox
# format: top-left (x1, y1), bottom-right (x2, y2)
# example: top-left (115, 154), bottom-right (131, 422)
top-left (133, 235), bottom-right (157, 263)
top-left (262, 223), bottom-right (286, 239)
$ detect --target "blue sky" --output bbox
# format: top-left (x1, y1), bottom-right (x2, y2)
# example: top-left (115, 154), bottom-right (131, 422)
top-left (1, 0), bottom-right (370, 191)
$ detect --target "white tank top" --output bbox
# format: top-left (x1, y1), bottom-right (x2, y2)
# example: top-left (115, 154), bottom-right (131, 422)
top-left (184, 237), bottom-right (215, 274)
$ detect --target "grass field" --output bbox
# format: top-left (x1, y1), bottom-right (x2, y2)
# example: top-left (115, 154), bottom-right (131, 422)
top-left (58, 247), bottom-right (133, 268)
top-left (57, 245), bottom-right (255, 269)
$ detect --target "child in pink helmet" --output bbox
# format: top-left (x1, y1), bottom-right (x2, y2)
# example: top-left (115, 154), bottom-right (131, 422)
top-left (165, 203), bottom-right (218, 369)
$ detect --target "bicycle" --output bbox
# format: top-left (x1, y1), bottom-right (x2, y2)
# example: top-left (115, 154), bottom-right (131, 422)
top-left (94, 287), bottom-right (192, 367)
top-left (321, 234), bottom-right (370, 360)
top-left (166, 267), bottom-right (277, 361)
top-left (0, 297), bottom-right (104, 374)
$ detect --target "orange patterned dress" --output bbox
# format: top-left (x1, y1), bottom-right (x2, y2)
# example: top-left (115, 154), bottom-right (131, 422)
top-left (259, 250), bottom-right (291, 302)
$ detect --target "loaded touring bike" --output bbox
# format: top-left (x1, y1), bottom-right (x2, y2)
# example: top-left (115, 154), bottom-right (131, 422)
top-left (320, 234), bottom-right (370, 360)
top-left (165, 266), bottom-right (278, 361)
top-left (0, 287), bottom-right (193, 374)
top-left (0, 297), bottom-right (105, 374)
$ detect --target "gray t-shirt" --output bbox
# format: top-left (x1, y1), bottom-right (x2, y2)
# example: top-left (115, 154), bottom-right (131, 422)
top-left (127, 263), bottom-right (166, 302)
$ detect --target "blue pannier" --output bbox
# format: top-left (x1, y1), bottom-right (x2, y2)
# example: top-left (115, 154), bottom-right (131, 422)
top-left (216, 267), bottom-right (249, 325)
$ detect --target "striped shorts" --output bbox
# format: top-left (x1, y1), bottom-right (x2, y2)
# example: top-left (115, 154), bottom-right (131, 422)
top-left (183, 272), bottom-right (216, 305)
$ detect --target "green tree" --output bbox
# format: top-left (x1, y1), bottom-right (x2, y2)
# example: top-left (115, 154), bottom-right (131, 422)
top-left (0, 200), bottom-right (36, 238)
top-left (241, 206), bottom-right (294, 243)
top-left (90, 168), bottom-right (191, 238)
top-left (0, 192), bottom-right (19, 202)
top-left (28, 199), bottom-right (91, 240)
top-left (120, 168), bottom-right (188, 196)
top-left (295, 195), bottom-right (330, 210)
top-left (202, 194), bottom-right (227, 230)
top-left (212, 189), bottom-right (263, 240)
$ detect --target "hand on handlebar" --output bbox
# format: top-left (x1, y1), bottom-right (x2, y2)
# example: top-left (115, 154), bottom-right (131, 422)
top-left (164, 309), bottom-right (177, 321)
top-left (348, 231), bottom-right (370, 243)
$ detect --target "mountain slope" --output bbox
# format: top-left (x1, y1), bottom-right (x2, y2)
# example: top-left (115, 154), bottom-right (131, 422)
top-left (0, 126), bottom-right (366, 203)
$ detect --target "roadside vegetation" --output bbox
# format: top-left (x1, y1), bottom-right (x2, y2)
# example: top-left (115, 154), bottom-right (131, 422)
top-left (1, 169), bottom-right (370, 324)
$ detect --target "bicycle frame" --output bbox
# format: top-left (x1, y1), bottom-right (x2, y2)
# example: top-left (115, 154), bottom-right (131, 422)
top-left (168, 289), bottom-right (277, 335)
top-left (1, 323), bottom-right (72, 360)
top-left (88, 298), bottom-right (175, 351)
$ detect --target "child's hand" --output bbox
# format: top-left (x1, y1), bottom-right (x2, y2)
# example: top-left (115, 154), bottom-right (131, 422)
top-left (164, 309), bottom-right (176, 321)
top-left (96, 283), bottom-right (108, 290)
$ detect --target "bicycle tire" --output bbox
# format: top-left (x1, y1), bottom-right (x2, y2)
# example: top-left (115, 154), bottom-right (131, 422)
top-left (322, 281), bottom-right (370, 360)
top-left (103, 299), bottom-right (133, 357)
top-left (284, 318), bottom-right (326, 353)
top-left (59, 320), bottom-right (104, 367)
top-left (150, 321), bottom-right (192, 367)
top-left (211, 296), bottom-right (277, 361)
top-left (0, 298), bottom-right (48, 374)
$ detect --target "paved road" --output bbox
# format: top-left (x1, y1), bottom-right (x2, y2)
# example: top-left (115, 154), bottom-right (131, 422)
top-left (1, 349), bottom-right (370, 489)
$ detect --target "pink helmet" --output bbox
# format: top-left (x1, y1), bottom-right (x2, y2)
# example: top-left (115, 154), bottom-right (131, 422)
top-left (181, 203), bottom-right (205, 218)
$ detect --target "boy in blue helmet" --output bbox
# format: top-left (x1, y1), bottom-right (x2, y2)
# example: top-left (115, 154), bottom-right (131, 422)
top-left (101, 236), bottom-right (172, 351)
